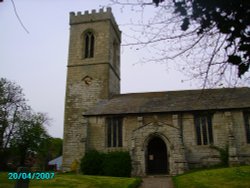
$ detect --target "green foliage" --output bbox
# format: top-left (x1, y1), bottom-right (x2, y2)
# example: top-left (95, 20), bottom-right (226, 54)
top-left (168, 0), bottom-right (250, 77)
top-left (80, 150), bottom-right (132, 177)
top-left (71, 159), bottom-right (80, 173)
top-left (0, 172), bottom-right (141, 188)
top-left (49, 137), bottom-right (63, 157)
top-left (37, 137), bottom-right (63, 169)
top-left (0, 78), bottom-right (51, 169)
top-left (0, 78), bottom-right (27, 151)
top-left (153, 0), bottom-right (164, 7)
top-left (173, 166), bottom-right (250, 188)
top-left (127, 178), bottom-right (142, 188)
top-left (10, 111), bottom-right (50, 166)
top-left (103, 151), bottom-right (132, 177)
top-left (80, 150), bottom-right (105, 175)
top-left (210, 145), bottom-right (229, 167)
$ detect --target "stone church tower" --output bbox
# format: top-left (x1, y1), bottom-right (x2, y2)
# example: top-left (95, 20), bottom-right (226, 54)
top-left (62, 8), bottom-right (121, 170)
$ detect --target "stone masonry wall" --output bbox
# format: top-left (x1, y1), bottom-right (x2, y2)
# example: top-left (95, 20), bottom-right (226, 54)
top-left (183, 110), bottom-right (250, 168)
top-left (86, 114), bottom-right (187, 176)
top-left (62, 8), bottom-right (121, 171)
top-left (85, 110), bottom-right (250, 175)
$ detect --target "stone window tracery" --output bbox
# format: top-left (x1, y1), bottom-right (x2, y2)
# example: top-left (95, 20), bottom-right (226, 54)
top-left (84, 31), bottom-right (94, 58)
top-left (194, 113), bottom-right (213, 145)
top-left (107, 117), bottom-right (123, 147)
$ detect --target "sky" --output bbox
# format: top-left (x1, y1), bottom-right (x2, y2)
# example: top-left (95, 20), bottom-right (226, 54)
top-left (0, 0), bottom-right (207, 138)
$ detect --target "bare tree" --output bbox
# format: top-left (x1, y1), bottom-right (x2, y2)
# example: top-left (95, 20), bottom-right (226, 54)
top-left (109, 0), bottom-right (250, 88)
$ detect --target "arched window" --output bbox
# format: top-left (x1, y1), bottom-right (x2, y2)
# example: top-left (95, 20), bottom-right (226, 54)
top-left (84, 32), bottom-right (94, 58)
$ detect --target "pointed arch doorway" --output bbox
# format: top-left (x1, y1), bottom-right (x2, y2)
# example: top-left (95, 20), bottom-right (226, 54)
top-left (146, 137), bottom-right (168, 174)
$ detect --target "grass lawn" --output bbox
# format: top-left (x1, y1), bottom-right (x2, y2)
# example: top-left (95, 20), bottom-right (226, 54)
top-left (0, 172), bottom-right (141, 188)
top-left (173, 166), bottom-right (250, 188)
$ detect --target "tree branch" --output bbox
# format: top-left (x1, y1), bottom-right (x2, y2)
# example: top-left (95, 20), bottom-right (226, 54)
top-left (10, 0), bottom-right (29, 34)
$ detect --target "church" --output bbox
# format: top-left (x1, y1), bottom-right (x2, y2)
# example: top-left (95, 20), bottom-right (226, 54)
top-left (62, 8), bottom-right (250, 176)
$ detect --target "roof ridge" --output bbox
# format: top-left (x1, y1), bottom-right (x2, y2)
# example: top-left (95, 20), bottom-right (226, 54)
top-left (115, 87), bottom-right (250, 97)
top-left (85, 87), bottom-right (250, 116)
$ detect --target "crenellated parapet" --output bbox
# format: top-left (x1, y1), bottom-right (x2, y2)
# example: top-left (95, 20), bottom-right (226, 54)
top-left (69, 7), bottom-right (120, 34)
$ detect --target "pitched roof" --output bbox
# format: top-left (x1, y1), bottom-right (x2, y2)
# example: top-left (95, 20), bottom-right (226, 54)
top-left (84, 87), bottom-right (250, 116)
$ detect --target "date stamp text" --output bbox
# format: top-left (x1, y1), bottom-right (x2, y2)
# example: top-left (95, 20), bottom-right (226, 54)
top-left (8, 172), bottom-right (55, 180)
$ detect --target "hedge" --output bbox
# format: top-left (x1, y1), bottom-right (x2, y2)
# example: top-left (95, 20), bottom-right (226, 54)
top-left (103, 151), bottom-right (132, 177)
top-left (80, 150), bottom-right (104, 175)
top-left (80, 150), bottom-right (132, 177)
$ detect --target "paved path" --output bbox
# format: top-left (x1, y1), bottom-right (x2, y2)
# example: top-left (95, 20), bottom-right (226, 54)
top-left (139, 176), bottom-right (174, 188)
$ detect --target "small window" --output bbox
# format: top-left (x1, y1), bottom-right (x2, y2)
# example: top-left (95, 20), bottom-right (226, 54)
top-left (107, 117), bottom-right (122, 147)
top-left (84, 32), bottom-right (94, 58)
top-left (113, 41), bottom-right (118, 68)
top-left (194, 113), bottom-right (213, 145)
top-left (243, 111), bottom-right (250, 143)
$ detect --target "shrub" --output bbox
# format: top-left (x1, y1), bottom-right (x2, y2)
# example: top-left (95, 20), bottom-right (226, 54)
top-left (103, 151), bottom-right (132, 177)
top-left (80, 150), bottom-right (132, 177)
top-left (80, 150), bottom-right (104, 175)
top-left (70, 159), bottom-right (80, 173)
top-left (210, 145), bottom-right (229, 167)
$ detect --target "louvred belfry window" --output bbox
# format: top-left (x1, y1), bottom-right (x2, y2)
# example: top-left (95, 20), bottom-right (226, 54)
top-left (84, 32), bottom-right (94, 58)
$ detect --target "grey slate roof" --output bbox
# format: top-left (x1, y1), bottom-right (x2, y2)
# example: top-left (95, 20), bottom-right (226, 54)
top-left (84, 87), bottom-right (250, 116)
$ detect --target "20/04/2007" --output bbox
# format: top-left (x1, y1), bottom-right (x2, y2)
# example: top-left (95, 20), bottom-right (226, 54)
top-left (8, 172), bottom-right (55, 180)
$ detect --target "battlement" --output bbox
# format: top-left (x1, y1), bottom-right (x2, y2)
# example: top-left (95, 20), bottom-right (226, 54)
top-left (70, 7), bottom-right (111, 17)
top-left (69, 7), bottom-right (119, 30)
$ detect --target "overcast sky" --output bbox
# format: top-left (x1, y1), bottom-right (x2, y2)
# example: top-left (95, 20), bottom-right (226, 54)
top-left (1, 1), bottom-right (209, 138)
